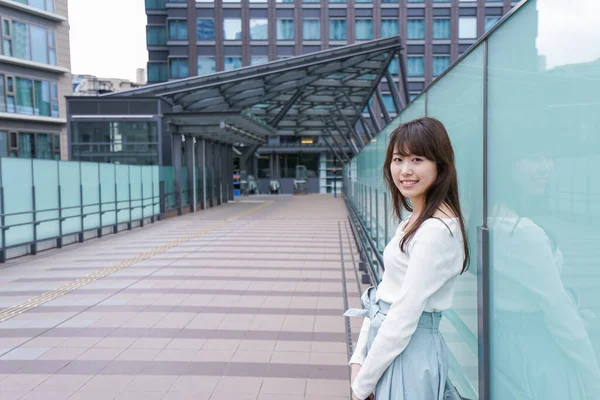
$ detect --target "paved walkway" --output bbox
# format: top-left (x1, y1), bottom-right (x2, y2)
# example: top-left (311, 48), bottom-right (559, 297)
top-left (0, 195), bottom-right (367, 400)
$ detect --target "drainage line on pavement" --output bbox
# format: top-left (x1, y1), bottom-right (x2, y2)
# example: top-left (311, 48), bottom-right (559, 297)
top-left (338, 221), bottom-right (354, 363)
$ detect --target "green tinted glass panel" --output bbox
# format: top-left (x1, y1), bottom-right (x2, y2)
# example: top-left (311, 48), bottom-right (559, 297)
top-left (99, 164), bottom-right (116, 227)
top-left (160, 166), bottom-right (176, 210)
top-left (487, 1), bottom-right (600, 398)
top-left (129, 166), bottom-right (143, 220)
top-left (115, 164), bottom-right (131, 224)
top-left (399, 95), bottom-right (425, 123)
top-left (80, 162), bottom-right (99, 230)
top-left (152, 166), bottom-right (160, 215)
top-left (428, 45), bottom-right (484, 398)
top-left (33, 159), bottom-right (59, 241)
top-left (58, 161), bottom-right (81, 235)
top-left (141, 166), bottom-right (154, 218)
top-left (1, 158), bottom-right (33, 246)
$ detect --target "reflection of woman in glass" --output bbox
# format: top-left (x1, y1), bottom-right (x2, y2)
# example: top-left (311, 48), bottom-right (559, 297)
top-left (489, 147), bottom-right (600, 399)
top-left (346, 118), bottom-right (470, 399)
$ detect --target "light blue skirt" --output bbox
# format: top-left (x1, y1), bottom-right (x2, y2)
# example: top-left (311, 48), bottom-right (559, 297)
top-left (347, 287), bottom-right (449, 400)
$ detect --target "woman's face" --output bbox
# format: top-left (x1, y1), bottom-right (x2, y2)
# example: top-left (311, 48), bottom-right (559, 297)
top-left (389, 145), bottom-right (438, 202)
top-left (513, 153), bottom-right (554, 195)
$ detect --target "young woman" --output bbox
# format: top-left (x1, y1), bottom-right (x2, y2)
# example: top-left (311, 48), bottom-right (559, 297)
top-left (345, 117), bottom-right (470, 400)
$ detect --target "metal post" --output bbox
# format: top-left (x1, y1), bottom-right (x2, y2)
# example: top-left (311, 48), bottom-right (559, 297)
top-left (140, 180), bottom-right (144, 227)
top-left (333, 165), bottom-right (337, 198)
top-left (173, 133), bottom-right (183, 215)
top-left (113, 166), bottom-right (118, 232)
top-left (127, 165), bottom-right (132, 230)
top-left (57, 184), bottom-right (63, 247)
top-left (195, 138), bottom-right (205, 210)
top-left (31, 185), bottom-right (37, 255)
top-left (79, 181), bottom-right (85, 242)
top-left (0, 187), bottom-right (5, 263)
top-left (97, 182), bottom-right (103, 238)
top-left (150, 178), bottom-right (155, 223)
top-left (159, 181), bottom-right (165, 220)
top-left (185, 136), bottom-right (196, 212)
top-left (202, 139), bottom-right (207, 209)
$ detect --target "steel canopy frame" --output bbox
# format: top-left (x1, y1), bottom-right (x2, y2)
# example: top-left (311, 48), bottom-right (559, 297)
top-left (107, 37), bottom-right (404, 158)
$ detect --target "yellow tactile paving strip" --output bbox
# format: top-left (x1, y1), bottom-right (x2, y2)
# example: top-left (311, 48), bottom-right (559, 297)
top-left (0, 201), bottom-right (272, 322)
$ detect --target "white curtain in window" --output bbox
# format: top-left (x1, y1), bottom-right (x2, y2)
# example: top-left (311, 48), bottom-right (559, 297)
top-left (329, 19), bottom-right (347, 40)
top-left (250, 19), bottom-right (269, 40)
top-left (433, 56), bottom-right (450, 76)
top-left (36, 134), bottom-right (52, 160)
top-left (407, 19), bottom-right (425, 39)
top-left (407, 57), bottom-right (424, 77)
top-left (381, 20), bottom-right (398, 38)
top-left (433, 19), bottom-right (450, 39)
top-left (355, 19), bottom-right (373, 40)
top-left (12, 21), bottom-right (30, 60)
top-left (303, 19), bottom-right (320, 40)
top-left (277, 19), bottom-right (294, 40)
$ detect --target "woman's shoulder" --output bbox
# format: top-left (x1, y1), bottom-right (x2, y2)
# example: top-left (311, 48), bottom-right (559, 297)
top-left (414, 217), bottom-right (460, 242)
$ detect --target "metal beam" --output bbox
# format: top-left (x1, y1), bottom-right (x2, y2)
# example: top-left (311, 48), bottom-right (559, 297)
top-left (322, 135), bottom-right (344, 165)
top-left (328, 119), bottom-right (358, 155)
top-left (269, 89), bottom-right (303, 127)
top-left (375, 87), bottom-right (391, 125)
top-left (359, 114), bottom-right (373, 141)
top-left (397, 53), bottom-right (410, 106)
top-left (334, 104), bottom-right (364, 148)
top-left (324, 127), bottom-right (350, 163)
top-left (367, 103), bottom-right (382, 133)
top-left (385, 70), bottom-right (404, 113)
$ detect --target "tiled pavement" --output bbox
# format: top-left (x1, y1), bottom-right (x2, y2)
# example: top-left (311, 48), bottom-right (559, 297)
top-left (0, 195), bottom-right (368, 400)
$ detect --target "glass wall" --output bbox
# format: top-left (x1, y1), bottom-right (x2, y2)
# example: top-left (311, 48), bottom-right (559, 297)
top-left (0, 158), bottom-right (159, 251)
top-left (70, 121), bottom-right (159, 165)
top-left (346, 1), bottom-right (600, 398)
top-left (1, 18), bottom-right (56, 65)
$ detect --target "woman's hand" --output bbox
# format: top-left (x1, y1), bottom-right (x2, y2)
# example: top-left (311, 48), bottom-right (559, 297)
top-left (350, 364), bottom-right (374, 399)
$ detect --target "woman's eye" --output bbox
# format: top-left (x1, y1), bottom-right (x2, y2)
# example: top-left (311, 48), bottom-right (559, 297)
top-left (413, 158), bottom-right (423, 162)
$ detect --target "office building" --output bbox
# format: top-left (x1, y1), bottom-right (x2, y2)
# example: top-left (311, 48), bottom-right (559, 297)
top-left (138, 0), bottom-right (519, 193)
top-left (0, 0), bottom-right (71, 160)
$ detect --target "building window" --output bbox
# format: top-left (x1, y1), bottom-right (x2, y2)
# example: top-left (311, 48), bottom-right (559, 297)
top-left (381, 94), bottom-right (395, 113)
top-left (224, 56), bottom-right (242, 70)
top-left (459, 17), bottom-right (477, 39)
top-left (407, 19), bottom-right (424, 40)
top-left (381, 19), bottom-right (398, 38)
top-left (0, 131), bottom-right (58, 160)
top-left (147, 26), bottom-right (167, 45)
top-left (276, 0), bottom-right (294, 2)
top-left (407, 0), bottom-right (424, 2)
top-left (249, 0), bottom-right (267, 2)
top-left (303, 19), bottom-right (320, 40)
top-left (407, 56), bottom-right (424, 77)
top-left (388, 58), bottom-right (399, 74)
top-left (169, 58), bottom-right (189, 78)
top-left (433, 0), bottom-right (450, 2)
top-left (223, 19), bottom-right (242, 40)
top-left (303, 0), bottom-right (319, 2)
top-left (1, 19), bottom-right (57, 65)
top-left (485, 17), bottom-right (500, 32)
top-left (197, 18), bottom-right (215, 40)
top-left (329, 18), bottom-right (346, 40)
top-left (168, 20), bottom-right (188, 40)
top-left (197, 56), bottom-right (216, 76)
top-left (250, 56), bottom-right (269, 65)
top-left (381, 0), bottom-right (396, 3)
top-left (250, 19), bottom-right (269, 40)
top-left (277, 19), bottom-right (294, 40)
top-left (433, 55), bottom-right (450, 76)
top-left (145, 0), bottom-right (166, 10)
top-left (0, 74), bottom-right (58, 117)
top-left (15, 0), bottom-right (55, 12)
top-left (148, 63), bottom-right (168, 83)
top-left (355, 0), bottom-right (372, 3)
top-left (329, 0), bottom-right (346, 3)
top-left (433, 18), bottom-right (450, 39)
top-left (355, 19), bottom-right (373, 40)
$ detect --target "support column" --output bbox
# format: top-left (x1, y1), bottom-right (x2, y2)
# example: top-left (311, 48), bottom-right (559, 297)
top-left (207, 141), bottom-right (214, 207)
top-left (196, 138), bottom-right (206, 210)
top-left (216, 142), bottom-right (222, 205)
top-left (185, 136), bottom-right (196, 212)
top-left (228, 146), bottom-right (234, 201)
top-left (172, 132), bottom-right (183, 216)
top-left (269, 154), bottom-right (274, 178)
top-left (275, 154), bottom-right (280, 179)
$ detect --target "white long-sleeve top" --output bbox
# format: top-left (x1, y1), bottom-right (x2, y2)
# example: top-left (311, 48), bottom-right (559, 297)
top-left (349, 217), bottom-right (465, 400)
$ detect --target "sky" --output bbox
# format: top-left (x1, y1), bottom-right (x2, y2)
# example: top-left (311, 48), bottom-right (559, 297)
top-left (537, 0), bottom-right (600, 70)
top-left (69, 0), bottom-right (148, 82)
